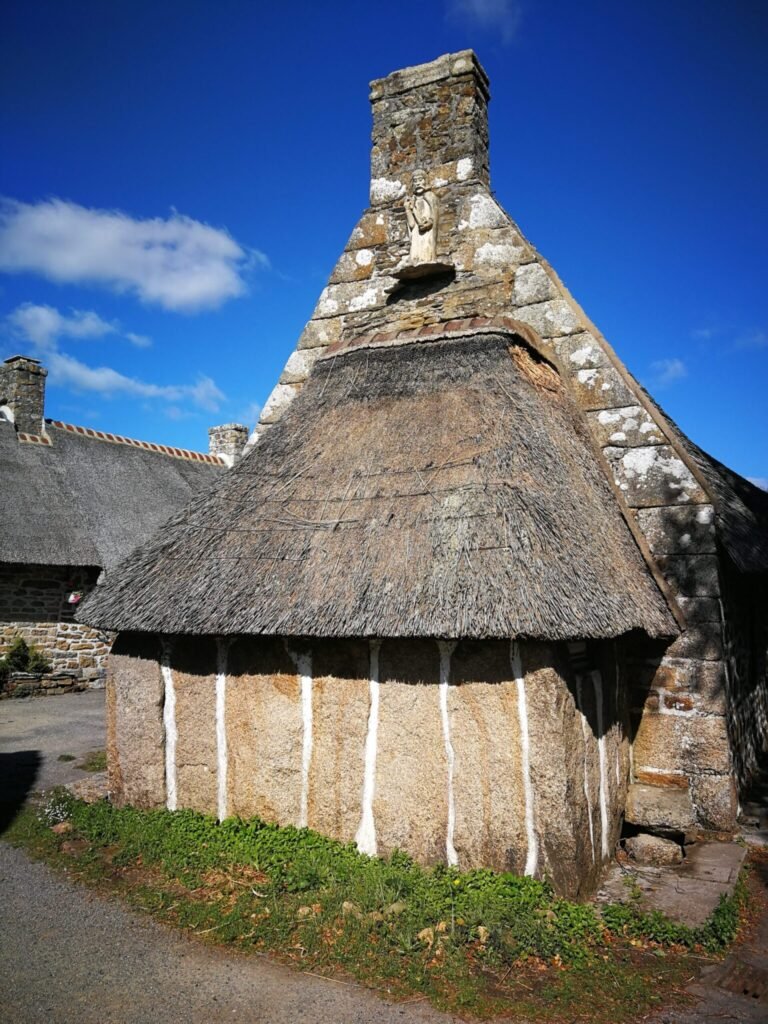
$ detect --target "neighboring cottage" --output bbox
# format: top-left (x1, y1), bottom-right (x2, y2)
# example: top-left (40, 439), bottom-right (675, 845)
top-left (79, 52), bottom-right (767, 896)
top-left (0, 354), bottom-right (246, 695)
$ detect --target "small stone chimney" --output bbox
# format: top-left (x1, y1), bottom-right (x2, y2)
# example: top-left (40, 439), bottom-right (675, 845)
top-left (208, 423), bottom-right (248, 467)
top-left (368, 50), bottom-right (490, 205)
top-left (0, 355), bottom-right (47, 436)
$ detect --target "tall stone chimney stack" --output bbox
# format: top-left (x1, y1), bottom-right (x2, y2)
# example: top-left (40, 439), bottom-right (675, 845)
top-left (368, 50), bottom-right (490, 205)
top-left (208, 423), bottom-right (249, 467)
top-left (0, 355), bottom-right (47, 436)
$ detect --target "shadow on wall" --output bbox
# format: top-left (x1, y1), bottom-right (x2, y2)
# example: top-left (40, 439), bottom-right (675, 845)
top-left (0, 749), bottom-right (41, 834)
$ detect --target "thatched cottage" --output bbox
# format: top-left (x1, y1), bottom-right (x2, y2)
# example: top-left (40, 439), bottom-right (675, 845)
top-left (80, 52), bottom-right (768, 896)
top-left (0, 354), bottom-right (246, 695)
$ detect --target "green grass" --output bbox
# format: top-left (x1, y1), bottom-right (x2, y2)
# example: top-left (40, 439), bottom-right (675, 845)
top-left (5, 791), bottom-right (749, 1021)
top-left (57, 754), bottom-right (76, 763)
top-left (76, 750), bottom-right (107, 773)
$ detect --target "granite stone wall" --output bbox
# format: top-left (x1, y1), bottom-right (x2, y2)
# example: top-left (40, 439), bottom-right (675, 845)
top-left (0, 563), bottom-right (113, 691)
top-left (107, 632), bottom-right (630, 898)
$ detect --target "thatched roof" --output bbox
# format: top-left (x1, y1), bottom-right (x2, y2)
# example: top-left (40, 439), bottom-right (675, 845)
top-left (80, 331), bottom-right (676, 640)
top-left (0, 420), bottom-right (223, 569)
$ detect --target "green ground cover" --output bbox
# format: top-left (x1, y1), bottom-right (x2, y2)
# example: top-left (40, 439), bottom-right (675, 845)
top-left (6, 791), bottom-right (750, 1021)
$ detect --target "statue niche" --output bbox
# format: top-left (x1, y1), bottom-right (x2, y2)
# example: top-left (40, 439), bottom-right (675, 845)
top-left (391, 169), bottom-right (454, 285)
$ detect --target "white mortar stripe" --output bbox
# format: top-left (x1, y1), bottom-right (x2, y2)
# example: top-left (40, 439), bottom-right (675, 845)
top-left (511, 641), bottom-right (538, 877)
top-left (286, 645), bottom-right (313, 829)
top-left (355, 639), bottom-right (382, 857)
top-left (438, 640), bottom-right (458, 867)
top-left (592, 670), bottom-right (611, 860)
top-left (215, 638), bottom-right (230, 822)
top-left (161, 641), bottom-right (177, 812)
top-left (575, 674), bottom-right (595, 863)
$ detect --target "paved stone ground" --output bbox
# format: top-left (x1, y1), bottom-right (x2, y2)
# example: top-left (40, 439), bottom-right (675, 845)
top-left (0, 843), bottom-right (458, 1024)
top-left (598, 842), bottom-right (748, 927)
top-left (0, 689), bottom-right (106, 817)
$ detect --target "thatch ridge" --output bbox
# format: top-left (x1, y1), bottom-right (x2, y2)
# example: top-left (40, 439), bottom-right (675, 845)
top-left (79, 332), bottom-right (677, 639)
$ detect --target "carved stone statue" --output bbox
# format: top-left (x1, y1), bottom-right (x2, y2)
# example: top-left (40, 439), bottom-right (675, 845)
top-left (404, 169), bottom-right (438, 264)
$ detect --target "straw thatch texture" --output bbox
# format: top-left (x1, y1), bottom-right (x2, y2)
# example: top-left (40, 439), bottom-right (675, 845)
top-left (0, 420), bottom-right (223, 568)
top-left (80, 333), bottom-right (676, 639)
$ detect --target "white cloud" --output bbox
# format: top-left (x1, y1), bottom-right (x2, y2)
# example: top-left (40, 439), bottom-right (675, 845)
top-left (0, 197), bottom-right (264, 312)
top-left (748, 477), bottom-right (768, 492)
top-left (447, 0), bottom-right (523, 41)
top-left (6, 303), bottom-right (116, 349)
top-left (125, 332), bottom-right (152, 349)
top-left (734, 329), bottom-right (768, 351)
top-left (4, 302), bottom-right (224, 413)
top-left (650, 357), bottom-right (687, 388)
top-left (46, 351), bottom-right (224, 411)
top-left (691, 326), bottom-right (719, 341)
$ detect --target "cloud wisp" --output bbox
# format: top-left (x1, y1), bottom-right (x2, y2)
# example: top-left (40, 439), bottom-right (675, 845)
top-left (649, 357), bottom-right (688, 389)
top-left (446, 0), bottom-right (523, 42)
top-left (5, 302), bottom-right (224, 413)
top-left (0, 198), bottom-right (265, 312)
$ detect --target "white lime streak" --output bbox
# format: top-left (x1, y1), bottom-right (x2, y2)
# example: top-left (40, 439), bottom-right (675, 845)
top-left (216, 638), bottom-right (230, 822)
top-left (511, 641), bottom-right (538, 877)
top-left (161, 641), bottom-right (177, 812)
top-left (355, 640), bottom-right (382, 857)
top-left (438, 640), bottom-right (458, 867)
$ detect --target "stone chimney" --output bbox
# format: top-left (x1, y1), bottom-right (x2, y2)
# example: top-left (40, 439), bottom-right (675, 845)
top-left (0, 355), bottom-right (47, 436)
top-left (368, 50), bottom-right (490, 206)
top-left (208, 423), bottom-right (248, 467)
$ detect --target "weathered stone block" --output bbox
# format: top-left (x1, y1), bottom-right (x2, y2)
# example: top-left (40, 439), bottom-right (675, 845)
top-left (328, 249), bottom-right (376, 284)
top-left (655, 554), bottom-right (721, 598)
top-left (657, 658), bottom-right (727, 714)
top-left (690, 774), bottom-right (738, 832)
top-left (512, 262), bottom-right (553, 305)
top-left (587, 406), bottom-right (664, 447)
top-left (676, 597), bottom-right (721, 624)
top-left (604, 446), bottom-right (707, 507)
top-left (570, 367), bottom-right (636, 411)
top-left (260, 383), bottom-right (301, 425)
top-left (635, 505), bottom-right (716, 555)
top-left (296, 317), bottom-right (343, 351)
top-left (625, 833), bottom-right (683, 865)
top-left (554, 332), bottom-right (609, 370)
top-left (625, 782), bottom-right (695, 831)
top-left (346, 211), bottom-right (390, 250)
top-left (665, 627), bottom-right (723, 662)
top-left (458, 192), bottom-right (509, 230)
top-left (633, 713), bottom-right (730, 774)
top-left (513, 299), bottom-right (580, 339)
top-left (279, 348), bottom-right (321, 385)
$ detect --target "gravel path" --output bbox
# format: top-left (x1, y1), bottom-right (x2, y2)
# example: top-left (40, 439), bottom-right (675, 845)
top-left (0, 842), bottom-right (459, 1024)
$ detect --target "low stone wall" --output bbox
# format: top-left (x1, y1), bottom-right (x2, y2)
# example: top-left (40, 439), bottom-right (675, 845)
top-left (1, 670), bottom-right (89, 699)
top-left (107, 633), bottom-right (630, 897)
top-left (0, 563), bottom-right (114, 687)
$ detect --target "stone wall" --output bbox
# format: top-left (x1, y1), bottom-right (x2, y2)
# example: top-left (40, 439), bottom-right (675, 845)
top-left (0, 563), bottom-right (113, 690)
top-left (107, 632), bottom-right (630, 897)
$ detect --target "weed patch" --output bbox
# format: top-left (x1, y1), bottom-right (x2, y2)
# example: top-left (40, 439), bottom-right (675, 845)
top-left (76, 750), bottom-right (107, 773)
top-left (5, 793), bottom-right (751, 1022)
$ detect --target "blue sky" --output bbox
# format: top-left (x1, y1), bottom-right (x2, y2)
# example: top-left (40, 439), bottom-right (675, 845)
top-left (1, 0), bottom-right (766, 484)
